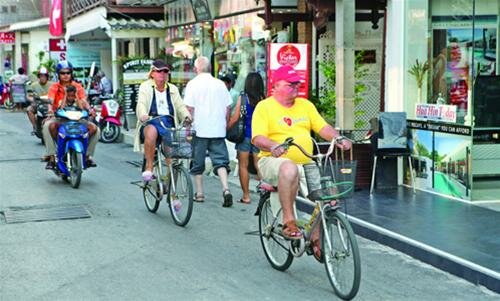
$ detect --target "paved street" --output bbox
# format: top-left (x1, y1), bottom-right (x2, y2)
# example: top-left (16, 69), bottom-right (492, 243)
top-left (0, 109), bottom-right (498, 300)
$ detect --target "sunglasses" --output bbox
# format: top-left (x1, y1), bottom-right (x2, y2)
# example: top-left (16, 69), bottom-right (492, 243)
top-left (154, 69), bottom-right (169, 74)
top-left (59, 71), bottom-right (72, 75)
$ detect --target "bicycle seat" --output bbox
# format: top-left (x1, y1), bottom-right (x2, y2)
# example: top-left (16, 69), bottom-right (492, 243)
top-left (258, 181), bottom-right (276, 192)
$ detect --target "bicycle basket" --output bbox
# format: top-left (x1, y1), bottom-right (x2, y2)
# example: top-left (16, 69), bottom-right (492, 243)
top-left (306, 158), bottom-right (357, 201)
top-left (161, 128), bottom-right (195, 159)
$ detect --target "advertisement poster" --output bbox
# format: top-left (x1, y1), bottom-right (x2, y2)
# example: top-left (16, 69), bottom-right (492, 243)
top-left (406, 120), bottom-right (471, 200)
top-left (267, 43), bottom-right (309, 98)
top-left (431, 17), bottom-right (497, 123)
top-left (122, 59), bottom-right (153, 115)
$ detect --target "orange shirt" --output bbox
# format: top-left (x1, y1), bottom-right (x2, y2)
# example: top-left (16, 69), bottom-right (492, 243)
top-left (47, 81), bottom-right (86, 109)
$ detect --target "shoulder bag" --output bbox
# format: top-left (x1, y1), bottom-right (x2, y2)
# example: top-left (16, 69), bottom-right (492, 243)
top-left (226, 94), bottom-right (247, 143)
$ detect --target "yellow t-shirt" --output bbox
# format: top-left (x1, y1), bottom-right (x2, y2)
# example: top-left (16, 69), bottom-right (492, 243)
top-left (252, 96), bottom-right (328, 164)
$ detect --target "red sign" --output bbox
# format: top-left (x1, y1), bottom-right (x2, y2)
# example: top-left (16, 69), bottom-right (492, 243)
top-left (0, 32), bottom-right (15, 44)
top-left (49, 0), bottom-right (63, 36)
top-left (49, 39), bottom-right (67, 61)
top-left (267, 43), bottom-right (310, 98)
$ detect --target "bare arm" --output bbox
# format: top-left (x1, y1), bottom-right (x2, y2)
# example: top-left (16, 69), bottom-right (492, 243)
top-left (253, 135), bottom-right (288, 158)
top-left (227, 96), bottom-right (241, 129)
top-left (186, 106), bottom-right (194, 121)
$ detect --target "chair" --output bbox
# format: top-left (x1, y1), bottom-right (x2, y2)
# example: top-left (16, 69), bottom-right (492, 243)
top-left (370, 112), bottom-right (415, 194)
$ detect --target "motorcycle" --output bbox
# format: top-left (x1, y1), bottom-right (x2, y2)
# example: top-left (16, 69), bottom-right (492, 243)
top-left (2, 82), bottom-right (15, 110)
top-left (93, 96), bottom-right (122, 143)
top-left (52, 106), bottom-right (90, 189)
top-left (32, 94), bottom-right (50, 142)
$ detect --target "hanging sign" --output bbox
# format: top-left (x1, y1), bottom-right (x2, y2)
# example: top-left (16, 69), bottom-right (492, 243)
top-left (267, 43), bottom-right (309, 98)
top-left (49, 38), bottom-right (67, 61)
top-left (0, 32), bottom-right (15, 44)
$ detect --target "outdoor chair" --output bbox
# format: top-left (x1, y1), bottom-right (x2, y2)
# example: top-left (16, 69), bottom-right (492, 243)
top-left (370, 112), bottom-right (415, 194)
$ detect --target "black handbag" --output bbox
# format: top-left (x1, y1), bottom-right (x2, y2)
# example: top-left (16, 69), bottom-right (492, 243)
top-left (226, 94), bottom-right (247, 143)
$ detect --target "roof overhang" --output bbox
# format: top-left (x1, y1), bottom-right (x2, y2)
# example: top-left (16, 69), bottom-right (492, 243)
top-left (65, 6), bottom-right (109, 42)
top-left (6, 17), bottom-right (49, 31)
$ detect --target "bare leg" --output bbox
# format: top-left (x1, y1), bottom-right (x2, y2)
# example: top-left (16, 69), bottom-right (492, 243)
top-left (194, 174), bottom-right (203, 196)
top-left (27, 108), bottom-right (36, 130)
top-left (237, 151), bottom-right (251, 203)
top-left (278, 160), bottom-right (299, 225)
top-left (216, 166), bottom-right (229, 191)
top-left (252, 152), bottom-right (263, 181)
top-left (143, 125), bottom-right (158, 172)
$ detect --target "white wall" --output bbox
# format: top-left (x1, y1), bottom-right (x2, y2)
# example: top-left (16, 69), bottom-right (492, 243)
top-left (26, 29), bottom-right (50, 74)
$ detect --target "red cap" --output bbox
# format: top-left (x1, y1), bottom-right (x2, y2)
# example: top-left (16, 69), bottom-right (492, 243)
top-left (273, 65), bottom-right (302, 83)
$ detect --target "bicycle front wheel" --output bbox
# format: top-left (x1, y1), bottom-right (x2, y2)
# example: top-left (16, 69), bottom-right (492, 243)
top-left (167, 165), bottom-right (193, 226)
top-left (142, 158), bottom-right (161, 213)
top-left (322, 210), bottom-right (361, 300)
top-left (258, 196), bottom-right (293, 271)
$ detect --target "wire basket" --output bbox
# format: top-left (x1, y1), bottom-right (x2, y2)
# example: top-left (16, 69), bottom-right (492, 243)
top-left (161, 128), bottom-right (195, 159)
top-left (304, 158), bottom-right (357, 201)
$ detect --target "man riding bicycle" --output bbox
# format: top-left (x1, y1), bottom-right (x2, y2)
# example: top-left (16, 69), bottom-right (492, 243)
top-left (251, 65), bottom-right (351, 240)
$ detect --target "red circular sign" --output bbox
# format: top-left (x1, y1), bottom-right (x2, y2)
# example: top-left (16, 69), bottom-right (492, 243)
top-left (277, 45), bottom-right (301, 67)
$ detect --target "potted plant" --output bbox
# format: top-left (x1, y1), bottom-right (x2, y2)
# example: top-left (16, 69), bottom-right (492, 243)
top-left (408, 59), bottom-right (429, 103)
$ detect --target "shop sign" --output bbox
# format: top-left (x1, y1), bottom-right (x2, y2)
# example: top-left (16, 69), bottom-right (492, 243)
top-left (122, 59), bottom-right (153, 114)
top-left (0, 32), bottom-right (15, 44)
top-left (190, 0), bottom-right (211, 22)
top-left (267, 43), bottom-right (309, 98)
top-left (49, 38), bottom-right (67, 62)
top-left (67, 40), bottom-right (110, 68)
top-left (415, 103), bottom-right (457, 123)
top-left (407, 119), bottom-right (471, 136)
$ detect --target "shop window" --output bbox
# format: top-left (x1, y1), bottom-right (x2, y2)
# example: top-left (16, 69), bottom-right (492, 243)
top-left (10, 5), bottom-right (16, 13)
top-left (1, 6), bottom-right (8, 13)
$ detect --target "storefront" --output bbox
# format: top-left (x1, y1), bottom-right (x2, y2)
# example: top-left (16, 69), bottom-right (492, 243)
top-left (164, 0), bottom-right (296, 96)
top-left (391, 0), bottom-right (500, 202)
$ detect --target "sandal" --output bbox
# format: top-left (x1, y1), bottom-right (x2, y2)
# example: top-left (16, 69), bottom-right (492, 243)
top-left (238, 198), bottom-right (251, 204)
top-left (142, 170), bottom-right (154, 182)
top-left (193, 193), bottom-right (205, 202)
top-left (222, 189), bottom-right (233, 207)
top-left (282, 220), bottom-right (303, 240)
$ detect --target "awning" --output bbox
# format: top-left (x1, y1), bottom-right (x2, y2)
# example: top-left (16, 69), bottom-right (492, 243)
top-left (6, 17), bottom-right (49, 31)
top-left (107, 18), bottom-right (166, 30)
top-left (64, 6), bottom-right (109, 42)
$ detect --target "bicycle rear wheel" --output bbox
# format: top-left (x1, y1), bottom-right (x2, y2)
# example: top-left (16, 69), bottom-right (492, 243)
top-left (142, 157), bottom-right (162, 213)
top-left (167, 164), bottom-right (193, 226)
top-left (322, 210), bottom-right (361, 300)
top-left (258, 196), bottom-right (293, 271)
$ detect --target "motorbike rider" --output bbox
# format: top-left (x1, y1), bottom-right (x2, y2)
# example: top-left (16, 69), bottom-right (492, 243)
top-left (42, 60), bottom-right (99, 169)
top-left (48, 85), bottom-right (97, 147)
top-left (26, 67), bottom-right (54, 135)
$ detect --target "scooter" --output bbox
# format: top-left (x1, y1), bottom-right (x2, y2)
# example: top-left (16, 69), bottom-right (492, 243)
top-left (53, 106), bottom-right (90, 189)
top-left (33, 94), bottom-right (49, 143)
top-left (95, 97), bottom-right (122, 143)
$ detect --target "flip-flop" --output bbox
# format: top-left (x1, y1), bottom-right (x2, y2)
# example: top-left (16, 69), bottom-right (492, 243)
top-left (193, 193), bottom-right (205, 202)
top-left (282, 221), bottom-right (303, 240)
top-left (238, 198), bottom-right (251, 204)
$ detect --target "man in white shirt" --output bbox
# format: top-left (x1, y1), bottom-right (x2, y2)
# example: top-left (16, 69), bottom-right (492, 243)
top-left (184, 56), bottom-right (233, 207)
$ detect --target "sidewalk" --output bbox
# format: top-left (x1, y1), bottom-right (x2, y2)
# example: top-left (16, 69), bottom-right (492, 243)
top-left (120, 129), bottom-right (500, 293)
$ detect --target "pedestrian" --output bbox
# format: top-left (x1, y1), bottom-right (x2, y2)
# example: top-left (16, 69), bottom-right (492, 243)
top-left (133, 59), bottom-right (191, 181)
top-left (9, 67), bottom-right (29, 111)
top-left (227, 72), bottom-right (266, 204)
top-left (184, 56), bottom-right (234, 207)
top-left (97, 71), bottom-right (113, 95)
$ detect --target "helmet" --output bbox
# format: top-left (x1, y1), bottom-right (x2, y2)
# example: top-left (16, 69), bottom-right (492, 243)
top-left (38, 66), bottom-right (49, 77)
top-left (56, 60), bottom-right (73, 74)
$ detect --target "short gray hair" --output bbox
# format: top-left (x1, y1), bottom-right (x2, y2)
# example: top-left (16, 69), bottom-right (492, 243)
top-left (194, 56), bottom-right (210, 73)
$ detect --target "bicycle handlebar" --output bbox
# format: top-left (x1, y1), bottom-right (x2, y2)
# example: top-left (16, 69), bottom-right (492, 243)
top-left (278, 136), bottom-right (358, 162)
top-left (140, 114), bottom-right (192, 129)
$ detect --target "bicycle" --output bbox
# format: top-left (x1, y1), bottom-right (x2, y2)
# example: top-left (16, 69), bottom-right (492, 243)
top-left (256, 136), bottom-right (361, 300)
top-left (138, 115), bottom-right (195, 227)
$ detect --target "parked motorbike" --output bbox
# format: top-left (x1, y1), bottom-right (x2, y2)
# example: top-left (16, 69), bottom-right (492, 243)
top-left (32, 94), bottom-right (50, 142)
top-left (52, 106), bottom-right (90, 189)
top-left (93, 96), bottom-right (122, 143)
top-left (2, 82), bottom-right (15, 110)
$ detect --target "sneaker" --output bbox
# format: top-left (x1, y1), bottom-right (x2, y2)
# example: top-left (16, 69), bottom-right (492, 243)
top-left (222, 189), bottom-right (233, 207)
top-left (142, 170), bottom-right (154, 182)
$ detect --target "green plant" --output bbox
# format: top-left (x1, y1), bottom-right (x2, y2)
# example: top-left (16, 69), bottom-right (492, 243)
top-left (32, 51), bottom-right (56, 77)
top-left (316, 48), bottom-right (368, 129)
top-left (408, 59), bottom-right (429, 89)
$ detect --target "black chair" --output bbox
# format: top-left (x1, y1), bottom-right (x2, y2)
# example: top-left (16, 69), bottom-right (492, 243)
top-left (370, 112), bottom-right (415, 194)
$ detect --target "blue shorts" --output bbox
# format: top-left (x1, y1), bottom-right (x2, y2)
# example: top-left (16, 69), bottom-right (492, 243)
top-left (235, 137), bottom-right (259, 153)
top-left (190, 136), bottom-right (230, 175)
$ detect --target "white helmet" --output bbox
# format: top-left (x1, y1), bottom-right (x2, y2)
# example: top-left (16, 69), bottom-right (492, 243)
top-left (38, 67), bottom-right (49, 77)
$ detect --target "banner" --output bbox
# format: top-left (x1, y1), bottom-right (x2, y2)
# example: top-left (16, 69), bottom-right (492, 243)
top-left (267, 43), bottom-right (309, 98)
top-left (49, 0), bottom-right (63, 36)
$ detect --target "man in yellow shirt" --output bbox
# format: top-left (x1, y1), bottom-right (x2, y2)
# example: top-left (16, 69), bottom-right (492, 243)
top-left (252, 65), bottom-right (351, 240)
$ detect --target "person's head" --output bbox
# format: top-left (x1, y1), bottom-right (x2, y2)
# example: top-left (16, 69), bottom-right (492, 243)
top-left (220, 76), bottom-right (233, 91)
top-left (37, 67), bottom-right (49, 84)
top-left (65, 85), bottom-right (77, 105)
top-left (97, 71), bottom-right (105, 78)
top-left (56, 60), bottom-right (74, 83)
top-left (272, 65), bottom-right (302, 103)
top-left (17, 67), bottom-right (25, 75)
top-left (244, 72), bottom-right (265, 106)
top-left (149, 59), bottom-right (170, 85)
top-left (194, 56), bottom-right (210, 74)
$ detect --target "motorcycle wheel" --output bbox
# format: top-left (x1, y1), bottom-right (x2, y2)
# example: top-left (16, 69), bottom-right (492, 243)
top-left (69, 150), bottom-right (83, 189)
top-left (100, 123), bottom-right (121, 143)
top-left (4, 98), bottom-right (15, 110)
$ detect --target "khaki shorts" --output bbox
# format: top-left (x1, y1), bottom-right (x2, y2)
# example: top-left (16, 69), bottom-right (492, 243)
top-left (258, 156), bottom-right (309, 196)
